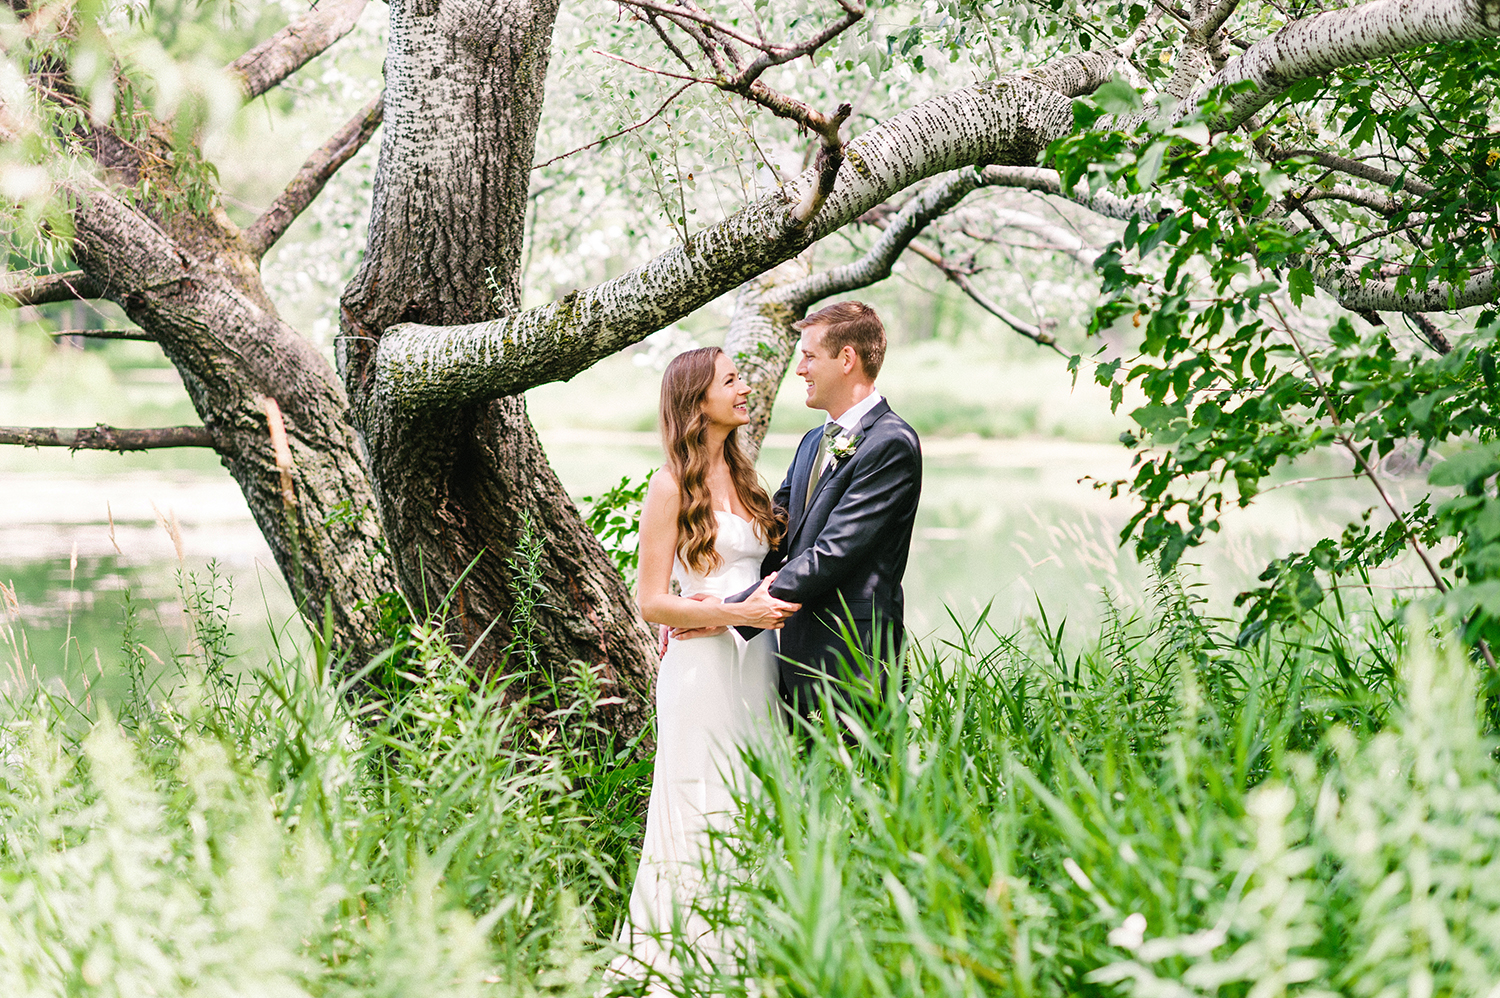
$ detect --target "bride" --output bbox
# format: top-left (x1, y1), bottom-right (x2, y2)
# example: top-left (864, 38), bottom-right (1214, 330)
top-left (613, 346), bottom-right (799, 986)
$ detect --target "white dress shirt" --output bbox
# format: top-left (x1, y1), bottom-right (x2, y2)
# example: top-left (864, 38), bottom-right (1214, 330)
top-left (827, 390), bottom-right (883, 434)
top-left (810, 390), bottom-right (883, 489)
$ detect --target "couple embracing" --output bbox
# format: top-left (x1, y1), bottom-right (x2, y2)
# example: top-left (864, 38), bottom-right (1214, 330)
top-left (613, 301), bottom-right (922, 983)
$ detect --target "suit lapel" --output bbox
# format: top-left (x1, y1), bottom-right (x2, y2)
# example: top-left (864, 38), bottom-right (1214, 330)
top-left (786, 426), bottom-right (822, 531)
top-left (788, 399), bottom-right (891, 549)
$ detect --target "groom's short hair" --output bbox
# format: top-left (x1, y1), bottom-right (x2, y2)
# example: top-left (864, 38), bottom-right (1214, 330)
top-left (795, 301), bottom-right (886, 381)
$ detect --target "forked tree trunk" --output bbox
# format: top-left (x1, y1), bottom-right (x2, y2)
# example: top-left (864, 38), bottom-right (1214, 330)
top-left (339, 0), bottom-right (657, 730)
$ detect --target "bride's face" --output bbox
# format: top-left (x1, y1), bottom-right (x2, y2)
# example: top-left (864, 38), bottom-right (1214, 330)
top-left (700, 353), bottom-right (751, 429)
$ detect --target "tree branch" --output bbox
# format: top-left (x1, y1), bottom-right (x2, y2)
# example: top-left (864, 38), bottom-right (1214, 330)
top-left (243, 92), bottom-right (385, 259)
top-left (975, 165), bottom-right (1152, 220)
top-left (47, 328), bottom-right (154, 341)
top-left (0, 270), bottom-right (105, 306)
top-left (1309, 258), bottom-right (1498, 312)
top-left (0, 424), bottom-right (217, 452)
top-left (1262, 142), bottom-right (1437, 197)
top-left (619, 0), bottom-right (864, 174)
top-left (372, 78), bottom-right (1080, 410)
top-left (787, 169), bottom-right (992, 305)
top-left (960, 211), bottom-right (1091, 263)
top-left (724, 164), bottom-right (1097, 456)
top-left (372, 0), bottom-right (1500, 411)
top-left (228, 0), bottom-right (368, 101)
top-left (618, 0), bottom-right (780, 53)
top-left (1027, 8), bottom-right (1164, 97)
top-left (1190, 0), bottom-right (1500, 132)
top-left (533, 82), bottom-right (694, 170)
top-left (1286, 181), bottom-right (1409, 215)
top-left (790, 102), bottom-right (852, 225)
top-left (1200, 0), bottom-right (1244, 38)
top-left (1409, 312), bottom-right (1453, 354)
top-left (903, 240), bottom-right (1066, 354)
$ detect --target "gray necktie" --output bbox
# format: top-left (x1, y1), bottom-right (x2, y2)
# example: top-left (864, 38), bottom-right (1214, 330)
top-left (805, 422), bottom-right (842, 507)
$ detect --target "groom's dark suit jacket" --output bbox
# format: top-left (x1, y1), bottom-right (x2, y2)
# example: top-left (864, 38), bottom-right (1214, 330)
top-left (731, 399), bottom-right (922, 715)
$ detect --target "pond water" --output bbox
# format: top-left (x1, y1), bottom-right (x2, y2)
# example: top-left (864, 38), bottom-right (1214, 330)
top-left (1, 426), bottom-right (1431, 690)
top-left (2, 339), bottom-right (1438, 686)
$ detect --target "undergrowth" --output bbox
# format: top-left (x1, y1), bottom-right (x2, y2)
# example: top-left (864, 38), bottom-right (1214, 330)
top-left (2, 570), bottom-right (1497, 996)
top-left (663, 579), bottom-right (1500, 997)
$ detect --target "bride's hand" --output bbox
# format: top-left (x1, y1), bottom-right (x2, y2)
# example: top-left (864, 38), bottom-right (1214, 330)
top-left (670, 593), bottom-right (728, 641)
top-left (736, 575), bottom-right (800, 630)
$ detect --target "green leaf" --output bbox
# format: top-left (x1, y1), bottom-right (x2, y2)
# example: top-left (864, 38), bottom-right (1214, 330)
top-left (1474, 499), bottom-right (1500, 542)
top-left (1287, 267), bottom-right (1315, 307)
top-left (1092, 77), bottom-right (1143, 115)
top-left (1288, 568), bottom-right (1324, 611)
top-left (1429, 445), bottom-right (1500, 489)
top-left (1136, 141), bottom-right (1167, 189)
top-left (1244, 280), bottom-right (1279, 306)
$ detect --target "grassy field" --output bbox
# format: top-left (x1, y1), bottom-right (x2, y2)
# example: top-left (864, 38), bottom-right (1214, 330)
top-left (2, 561), bottom-right (1495, 996)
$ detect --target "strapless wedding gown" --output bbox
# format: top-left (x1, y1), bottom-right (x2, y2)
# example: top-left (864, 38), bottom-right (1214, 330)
top-left (613, 510), bottom-right (781, 985)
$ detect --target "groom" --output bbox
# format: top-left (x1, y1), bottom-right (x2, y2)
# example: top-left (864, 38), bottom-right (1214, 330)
top-left (728, 301), bottom-right (922, 721)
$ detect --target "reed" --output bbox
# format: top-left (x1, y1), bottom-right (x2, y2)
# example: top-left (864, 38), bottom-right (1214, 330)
top-left (2, 569), bottom-right (1495, 996)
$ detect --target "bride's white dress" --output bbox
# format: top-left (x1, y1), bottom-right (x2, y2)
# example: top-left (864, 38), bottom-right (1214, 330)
top-left (614, 510), bottom-right (780, 984)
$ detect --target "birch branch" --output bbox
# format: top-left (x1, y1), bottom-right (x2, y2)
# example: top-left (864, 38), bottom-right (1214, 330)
top-left (228, 0), bottom-right (368, 101)
top-left (1260, 143), bottom-right (1437, 197)
top-left (0, 424), bottom-right (217, 452)
top-left (243, 92), bottom-right (385, 258)
top-left (902, 240), bottom-right (1065, 353)
top-left (1286, 181), bottom-right (1409, 215)
top-left (374, 0), bottom-right (1500, 412)
top-left (374, 78), bottom-right (1080, 410)
top-left (1191, 0), bottom-right (1500, 131)
top-left (1309, 259), bottom-right (1498, 312)
top-left (975, 166), bottom-right (1152, 220)
top-left (620, 1), bottom-right (863, 163)
top-left (1409, 312), bottom-right (1454, 354)
top-left (1200, 0), bottom-right (1245, 38)
top-left (789, 169), bottom-right (994, 306)
top-left (1, 270), bottom-right (105, 306)
top-left (1026, 9), bottom-right (1164, 97)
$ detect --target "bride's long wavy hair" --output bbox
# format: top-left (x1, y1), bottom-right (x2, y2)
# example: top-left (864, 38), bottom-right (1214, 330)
top-left (660, 346), bottom-right (783, 574)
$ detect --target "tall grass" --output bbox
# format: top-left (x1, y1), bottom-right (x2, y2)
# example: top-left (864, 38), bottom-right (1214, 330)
top-left (0, 569), bottom-right (635, 996)
top-left (3, 570), bottom-right (1498, 996)
top-left (674, 580), bottom-right (1500, 997)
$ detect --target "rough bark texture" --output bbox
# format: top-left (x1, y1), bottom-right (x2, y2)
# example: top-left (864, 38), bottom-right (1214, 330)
top-left (1311, 261), bottom-right (1498, 312)
top-left (340, 0), bottom-right (656, 734)
top-left (373, 78), bottom-right (1080, 409)
top-left (1193, 0), bottom-right (1500, 127)
top-left (0, 424), bottom-right (215, 451)
top-left (1, 269), bottom-right (104, 305)
top-left (68, 180), bottom-right (397, 661)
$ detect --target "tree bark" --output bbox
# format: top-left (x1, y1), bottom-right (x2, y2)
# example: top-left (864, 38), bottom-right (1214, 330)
top-left (67, 181), bottom-right (398, 662)
top-left (0, 424), bottom-right (216, 451)
top-left (340, 0), bottom-right (656, 734)
top-left (229, 0), bottom-right (370, 101)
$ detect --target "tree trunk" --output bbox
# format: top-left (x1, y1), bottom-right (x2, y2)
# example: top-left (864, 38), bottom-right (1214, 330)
top-left (66, 182), bottom-right (398, 664)
top-left (340, 0), bottom-right (657, 733)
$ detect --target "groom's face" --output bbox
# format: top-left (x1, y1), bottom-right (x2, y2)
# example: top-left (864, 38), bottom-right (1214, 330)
top-left (796, 325), bottom-right (844, 412)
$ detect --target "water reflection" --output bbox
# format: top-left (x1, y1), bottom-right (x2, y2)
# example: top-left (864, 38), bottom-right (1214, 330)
top-left (2, 433), bottom-right (1432, 680)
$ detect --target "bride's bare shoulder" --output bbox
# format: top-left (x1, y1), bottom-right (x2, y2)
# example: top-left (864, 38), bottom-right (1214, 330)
top-left (644, 468), bottom-right (681, 511)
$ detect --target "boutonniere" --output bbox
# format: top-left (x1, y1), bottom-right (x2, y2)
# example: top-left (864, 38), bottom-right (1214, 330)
top-left (829, 431), bottom-right (860, 460)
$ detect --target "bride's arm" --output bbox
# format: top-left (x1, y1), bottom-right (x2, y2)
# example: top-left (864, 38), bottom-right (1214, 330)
top-left (637, 470), bottom-right (797, 630)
